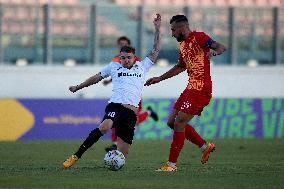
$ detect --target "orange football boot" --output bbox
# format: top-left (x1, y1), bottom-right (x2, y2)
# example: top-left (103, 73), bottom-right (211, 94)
top-left (201, 142), bottom-right (215, 164)
top-left (156, 162), bottom-right (177, 172)
top-left (63, 155), bottom-right (78, 169)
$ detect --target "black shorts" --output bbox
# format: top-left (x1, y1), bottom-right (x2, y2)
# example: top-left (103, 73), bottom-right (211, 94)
top-left (101, 103), bottom-right (137, 144)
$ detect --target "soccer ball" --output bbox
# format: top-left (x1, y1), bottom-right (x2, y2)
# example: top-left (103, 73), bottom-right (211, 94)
top-left (104, 150), bottom-right (125, 171)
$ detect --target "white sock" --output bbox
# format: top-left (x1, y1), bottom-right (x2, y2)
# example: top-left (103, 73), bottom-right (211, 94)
top-left (200, 143), bottom-right (207, 152)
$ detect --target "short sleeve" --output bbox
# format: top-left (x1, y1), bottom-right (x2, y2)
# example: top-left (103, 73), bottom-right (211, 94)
top-left (139, 57), bottom-right (154, 73)
top-left (195, 32), bottom-right (215, 48)
top-left (177, 51), bottom-right (186, 68)
top-left (100, 63), bottom-right (112, 78)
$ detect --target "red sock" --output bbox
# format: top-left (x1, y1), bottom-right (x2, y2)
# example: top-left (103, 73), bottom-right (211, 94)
top-left (168, 131), bottom-right (185, 163)
top-left (185, 124), bottom-right (206, 148)
top-left (136, 111), bottom-right (149, 125)
top-left (111, 128), bottom-right (117, 143)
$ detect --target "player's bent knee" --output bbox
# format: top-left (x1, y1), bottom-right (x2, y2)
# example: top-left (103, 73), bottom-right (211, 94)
top-left (173, 120), bottom-right (186, 132)
top-left (99, 119), bottom-right (113, 134)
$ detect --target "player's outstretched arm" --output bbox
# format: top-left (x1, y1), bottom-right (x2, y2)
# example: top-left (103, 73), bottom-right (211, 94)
top-left (147, 13), bottom-right (161, 63)
top-left (69, 73), bottom-right (103, 93)
top-left (144, 64), bottom-right (185, 86)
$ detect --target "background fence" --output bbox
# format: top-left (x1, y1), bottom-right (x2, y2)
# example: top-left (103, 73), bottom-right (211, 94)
top-left (0, 1), bottom-right (284, 65)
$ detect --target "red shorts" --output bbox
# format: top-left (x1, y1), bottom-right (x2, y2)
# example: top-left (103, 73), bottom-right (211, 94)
top-left (174, 89), bottom-right (212, 116)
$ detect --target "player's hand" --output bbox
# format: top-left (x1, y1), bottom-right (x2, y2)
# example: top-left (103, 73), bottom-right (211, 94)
top-left (153, 13), bottom-right (161, 31)
top-left (207, 50), bottom-right (217, 59)
top-left (69, 85), bottom-right (78, 93)
top-left (144, 77), bottom-right (162, 86)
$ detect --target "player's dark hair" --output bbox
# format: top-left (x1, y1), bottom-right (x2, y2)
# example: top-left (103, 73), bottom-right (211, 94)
top-left (120, 46), bottom-right (135, 54)
top-left (117, 36), bottom-right (131, 45)
top-left (170, 15), bottom-right (188, 24)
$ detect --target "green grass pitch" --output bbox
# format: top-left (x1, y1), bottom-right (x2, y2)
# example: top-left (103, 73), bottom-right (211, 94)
top-left (1, 139), bottom-right (284, 189)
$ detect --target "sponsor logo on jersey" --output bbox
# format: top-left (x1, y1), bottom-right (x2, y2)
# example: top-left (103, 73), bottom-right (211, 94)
top-left (118, 72), bottom-right (142, 78)
top-left (181, 101), bottom-right (191, 109)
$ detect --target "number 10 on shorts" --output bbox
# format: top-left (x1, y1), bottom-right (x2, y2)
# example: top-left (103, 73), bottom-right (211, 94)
top-left (108, 112), bottom-right (116, 117)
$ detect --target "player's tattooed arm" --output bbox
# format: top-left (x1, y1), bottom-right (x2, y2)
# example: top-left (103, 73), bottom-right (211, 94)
top-left (69, 73), bottom-right (103, 93)
top-left (147, 14), bottom-right (161, 63)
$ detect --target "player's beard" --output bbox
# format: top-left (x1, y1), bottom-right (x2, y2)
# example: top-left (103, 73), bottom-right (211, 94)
top-left (176, 33), bottom-right (186, 42)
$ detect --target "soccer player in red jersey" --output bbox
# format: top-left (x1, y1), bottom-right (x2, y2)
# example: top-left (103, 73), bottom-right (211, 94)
top-left (104, 36), bottom-right (159, 152)
top-left (145, 15), bottom-right (226, 171)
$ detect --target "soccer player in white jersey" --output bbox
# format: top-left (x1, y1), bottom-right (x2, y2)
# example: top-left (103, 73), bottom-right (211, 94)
top-left (63, 14), bottom-right (161, 169)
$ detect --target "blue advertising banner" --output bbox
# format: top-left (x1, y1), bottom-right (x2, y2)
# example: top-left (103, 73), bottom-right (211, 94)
top-left (18, 99), bottom-right (109, 140)
top-left (136, 99), bottom-right (284, 139)
top-left (0, 98), bottom-right (283, 141)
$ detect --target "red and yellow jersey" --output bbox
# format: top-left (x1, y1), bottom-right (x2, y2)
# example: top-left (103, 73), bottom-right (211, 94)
top-left (178, 31), bottom-right (212, 94)
top-left (112, 54), bottom-right (140, 63)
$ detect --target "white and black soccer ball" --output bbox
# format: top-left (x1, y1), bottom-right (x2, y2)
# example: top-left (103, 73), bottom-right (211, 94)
top-left (104, 150), bottom-right (125, 171)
